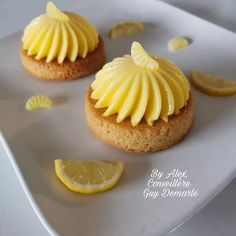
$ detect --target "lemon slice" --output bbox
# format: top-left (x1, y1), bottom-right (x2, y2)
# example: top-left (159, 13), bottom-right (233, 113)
top-left (191, 70), bottom-right (236, 96)
top-left (168, 37), bottom-right (189, 52)
top-left (25, 95), bottom-right (53, 110)
top-left (108, 21), bottom-right (144, 39)
top-left (131, 41), bottom-right (159, 70)
top-left (55, 159), bottom-right (125, 194)
top-left (46, 1), bottom-right (69, 22)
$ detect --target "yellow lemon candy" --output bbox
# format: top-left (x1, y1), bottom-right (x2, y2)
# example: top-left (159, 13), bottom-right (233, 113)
top-left (191, 70), bottom-right (236, 96)
top-left (108, 20), bottom-right (144, 39)
top-left (131, 41), bottom-right (159, 70)
top-left (46, 1), bottom-right (69, 21)
top-left (25, 95), bottom-right (53, 110)
top-left (168, 37), bottom-right (189, 52)
top-left (55, 159), bottom-right (125, 194)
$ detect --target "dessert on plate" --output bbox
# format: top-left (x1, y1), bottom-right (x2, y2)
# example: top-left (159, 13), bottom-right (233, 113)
top-left (86, 42), bottom-right (193, 153)
top-left (20, 1), bottom-right (105, 81)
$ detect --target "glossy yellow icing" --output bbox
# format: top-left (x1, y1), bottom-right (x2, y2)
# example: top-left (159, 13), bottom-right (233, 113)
top-left (22, 1), bottom-right (99, 64)
top-left (91, 42), bottom-right (190, 126)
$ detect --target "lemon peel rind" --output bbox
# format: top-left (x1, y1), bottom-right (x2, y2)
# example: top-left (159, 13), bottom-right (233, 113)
top-left (191, 70), bottom-right (236, 96)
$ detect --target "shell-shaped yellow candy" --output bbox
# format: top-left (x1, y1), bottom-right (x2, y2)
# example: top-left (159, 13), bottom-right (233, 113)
top-left (131, 41), bottom-right (159, 70)
top-left (168, 37), bottom-right (189, 52)
top-left (108, 20), bottom-right (144, 39)
top-left (25, 95), bottom-right (53, 110)
top-left (46, 2), bottom-right (69, 22)
top-left (54, 159), bottom-right (125, 194)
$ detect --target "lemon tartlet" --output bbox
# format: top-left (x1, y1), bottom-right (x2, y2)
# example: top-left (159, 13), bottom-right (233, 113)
top-left (86, 42), bottom-right (193, 153)
top-left (20, 2), bottom-right (105, 81)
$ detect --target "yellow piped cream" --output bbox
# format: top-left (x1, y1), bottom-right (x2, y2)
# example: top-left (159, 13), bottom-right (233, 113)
top-left (22, 1), bottom-right (99, 64)
top-left (91, 42), bottom-right (190, 126)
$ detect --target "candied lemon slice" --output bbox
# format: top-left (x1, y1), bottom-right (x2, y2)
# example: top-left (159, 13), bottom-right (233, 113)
top-left (168, 37), bottom-right (189, 52)
top-left (131, 41), bottom-right (159, 70)
top-left (46, 1), bottom-right (69, 22)
top-left (191, 70), bottom-right (236, 96)
top-left (108, 20), bottom-right (144, 39)
top-left (25, 95), bottom-right (53, 110)
top-left (55, 160), bottom-right (124, 194)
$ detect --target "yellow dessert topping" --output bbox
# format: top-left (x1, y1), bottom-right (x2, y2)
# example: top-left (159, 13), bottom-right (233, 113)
top-left (108, 20), bottom-right (144, 39)
top-left (168, 37), bottom-right (189, 52)
top-left (25, 95), bottom-right (53, 110)
top-left (22, 1), bottom-right (99, 64)
top-left (91, 42), bottom-right (190, 126)
top-left (55, 159), bottom-right (124, 194)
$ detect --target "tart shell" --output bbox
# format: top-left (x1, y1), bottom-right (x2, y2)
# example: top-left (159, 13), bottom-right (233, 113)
top-left (85, 87), bottom-right (194, 153)
top-left (20, 36), bottom-right (105, 81)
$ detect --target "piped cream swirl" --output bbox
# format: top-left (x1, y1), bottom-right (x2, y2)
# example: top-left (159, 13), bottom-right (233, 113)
top-left (22, 2), bottom-right (99, 64)
top-left (91, 42), bottom-right (190, 126)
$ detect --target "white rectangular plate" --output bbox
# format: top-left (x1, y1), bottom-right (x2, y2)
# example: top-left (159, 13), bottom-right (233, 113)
top-left (1, 0), bottom-right (236, 235)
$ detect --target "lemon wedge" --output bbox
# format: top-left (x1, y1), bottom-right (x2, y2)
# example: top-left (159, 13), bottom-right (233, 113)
top-left (191, 70), bottom-right (236, 96)
top-left (131, 41), bottom-right (159, 70)
top-left (46, 1), bottom-right (69, 22)
top-left (25, 95), bottom-right (53, 110)
top-left (108, 20), bottom-right (144, 39)
top-left (55, 159), bottom-right (125, 194)
top-left (168, 37), bottom-right (189, 52)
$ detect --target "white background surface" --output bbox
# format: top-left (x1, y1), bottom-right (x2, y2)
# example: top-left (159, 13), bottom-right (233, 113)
top-left (0, 0), bottom-right (236, 235)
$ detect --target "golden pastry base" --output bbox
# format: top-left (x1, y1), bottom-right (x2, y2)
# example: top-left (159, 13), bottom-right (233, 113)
top-left (20, 36), bottom-right (105, 81)
top-left (85, 87), bottom-right (194, 153)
